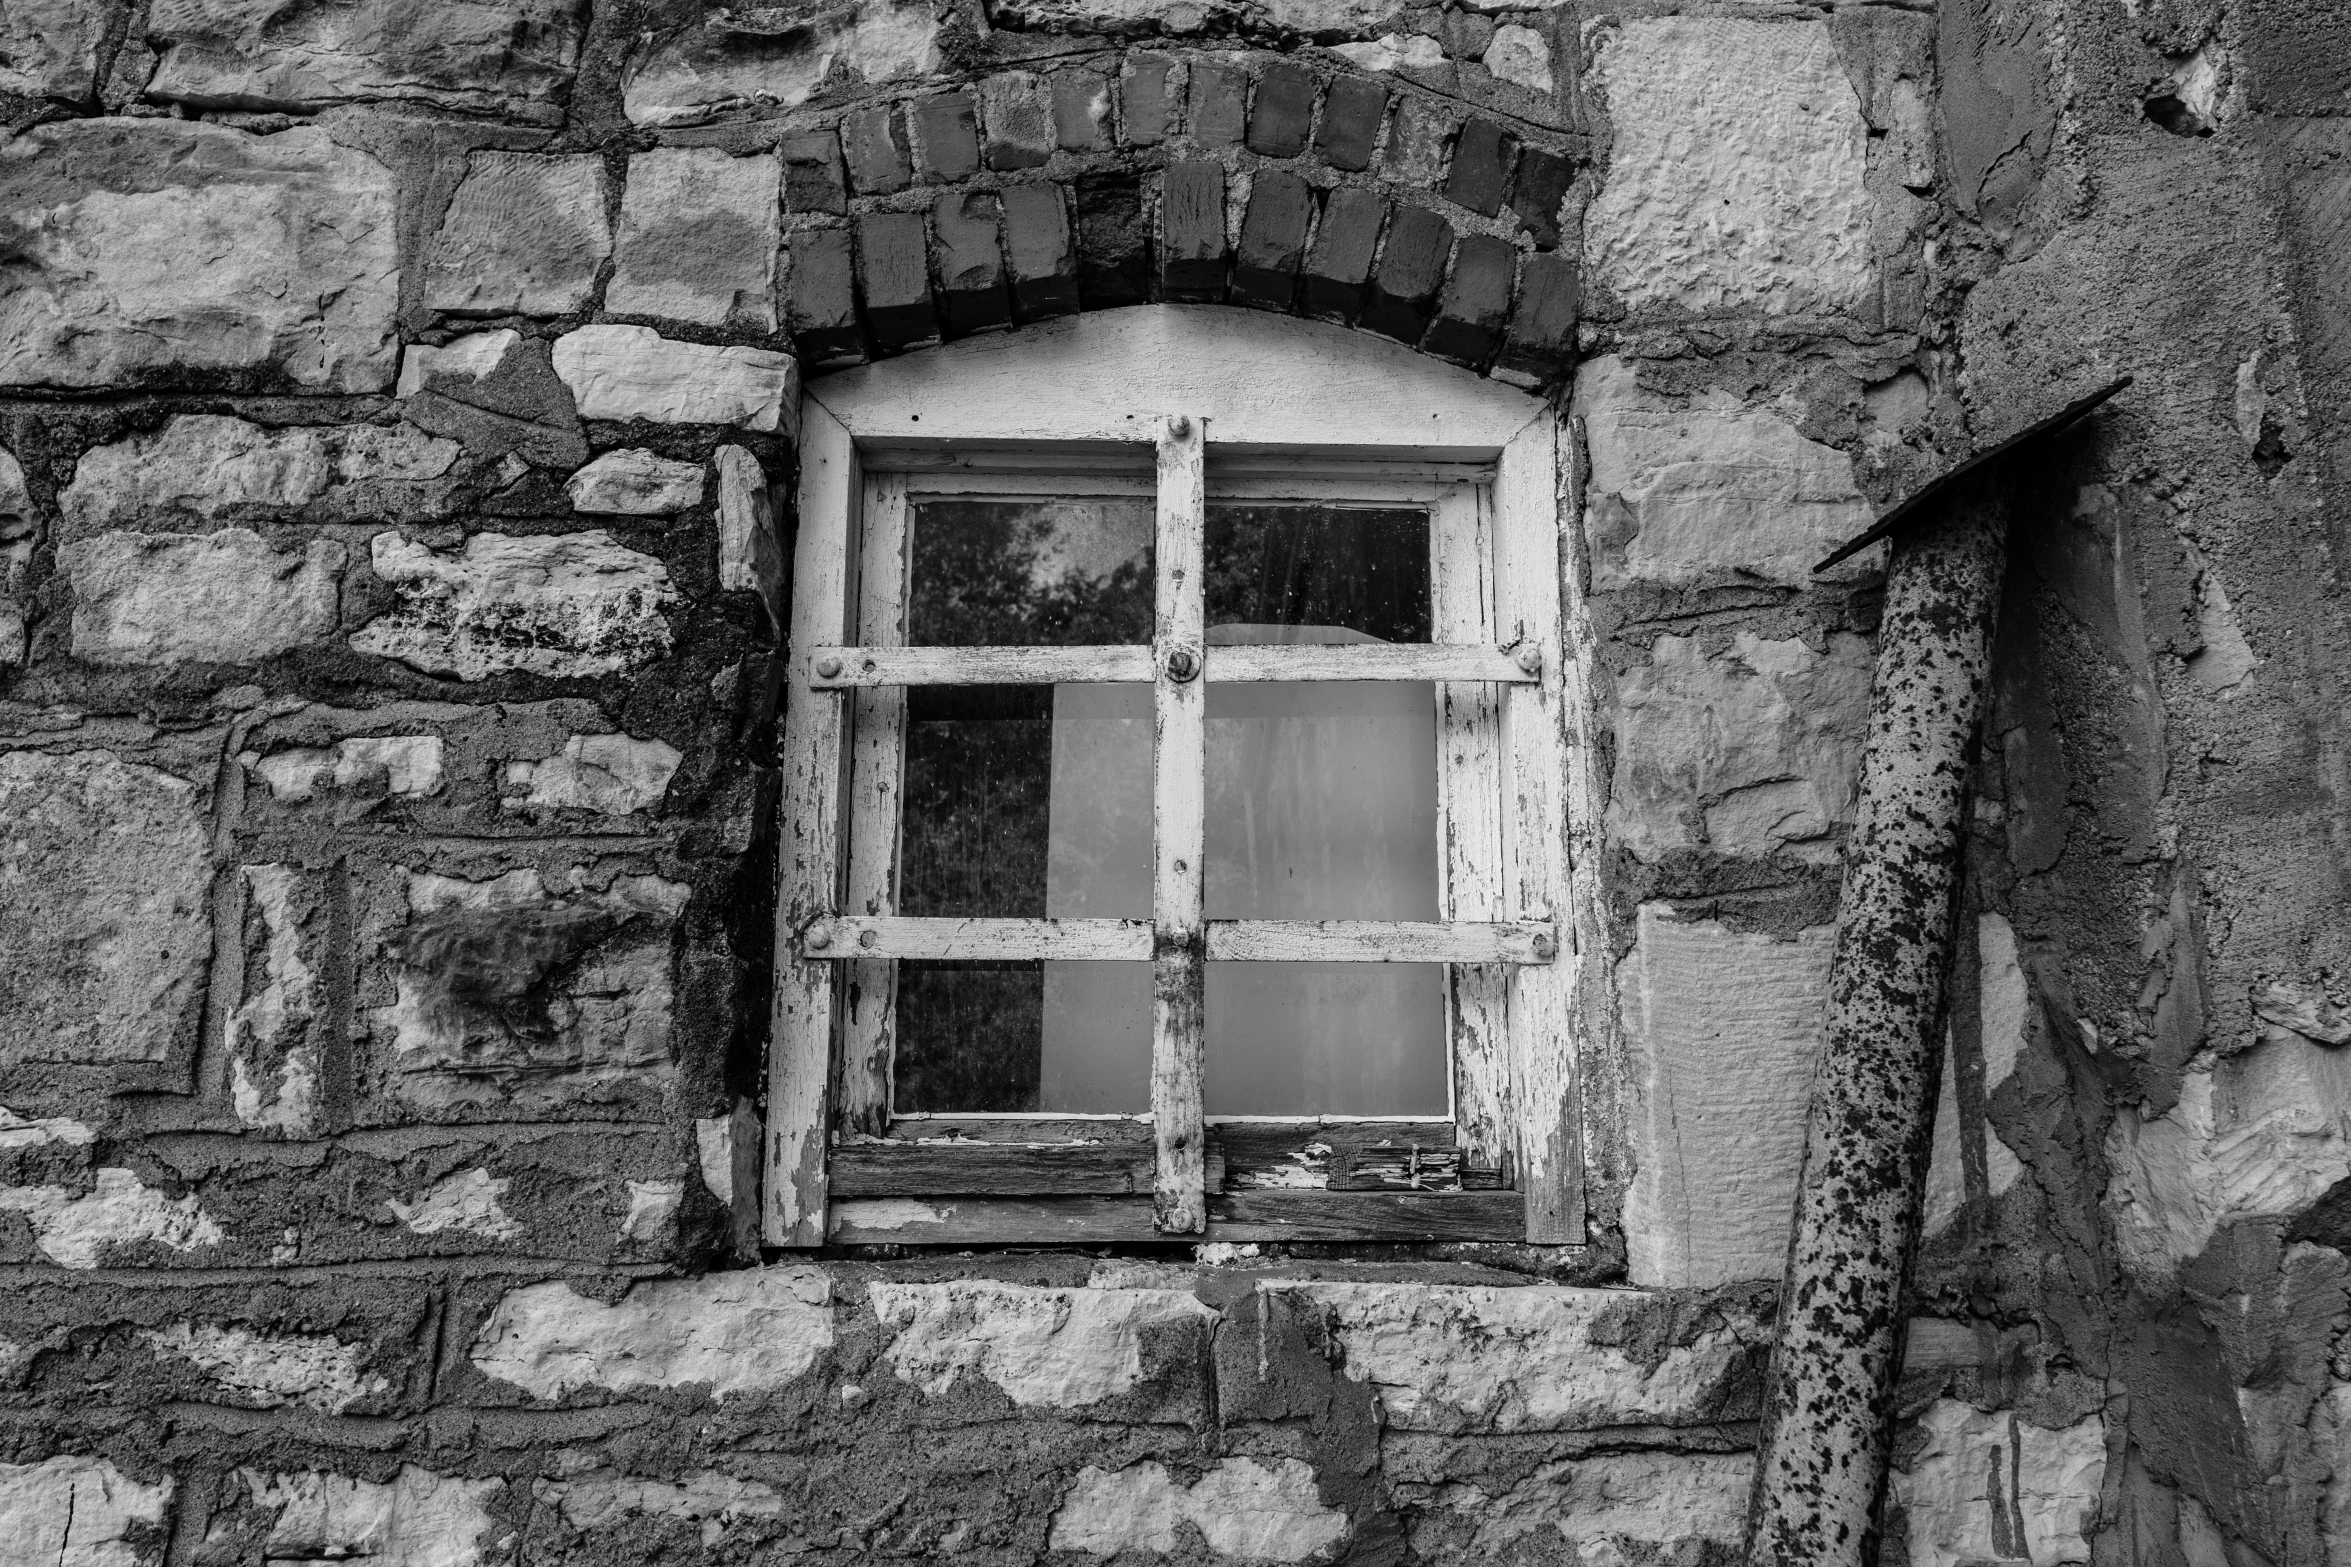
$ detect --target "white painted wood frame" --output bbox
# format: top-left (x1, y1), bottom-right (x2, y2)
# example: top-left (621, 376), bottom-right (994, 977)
top-left (764, 306), bottom-right (1583, 1248)
top-left (1151, 415), bottom-right (1209, 1232)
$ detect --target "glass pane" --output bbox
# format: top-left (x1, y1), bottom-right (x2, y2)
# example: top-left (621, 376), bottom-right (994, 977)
top-left (1206, 503), bottom-right (1431, 643)
top-left (908, 496), bottom-right (1152, 645)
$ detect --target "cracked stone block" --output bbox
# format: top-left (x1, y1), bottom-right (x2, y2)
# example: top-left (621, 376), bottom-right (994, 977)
top-left (0, 0), bottom-right (112, 99)
top-left (352, 530), bottom-right (677, 682)
top-left (607, 148), bottom-right (781, 331)
top-left (145, 0), bottom-right (587, 120)
top-left (470, 1269), bottom-right (833, 1400)
top-left (566, 449), bottom-right (705, 516)
top-left (1619, 905), bottom-right (1833, 1288)
top-left (551, 325), bottom-right (797, 431)
top-left (0, 120), bottom-right (398, 393)
top-left (622, 0), bottom-right (940, 127)
top-left (424, 151), bottom-right (612, 318)
top-left (1608, 631), bottom-right (1873, 862)
top-left (64, 530), bottom-right (346, 667)
top-left (398, 330), bottom-right (589, 470)
top-left (0, 750), bottom-right (212, 1072)
top-left (60, 415), bottom-right (461, 536)
top-left (1585, 17), bottom-right (1872, 316)
top-left (0, 1457), bottom-right (171, 1566)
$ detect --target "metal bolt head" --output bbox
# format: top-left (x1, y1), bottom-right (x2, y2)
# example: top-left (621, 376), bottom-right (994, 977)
top-left (1514, 642), bottom-right (1544, 675)
top-left (1168, 415), bottom-right (1192, 439)
top-left (814, 654), bottom-right (843, 680)
top-left (859, 926), bottom-right (878, 949)
top-left (1165, 646), bottom-right (1200, 682)
top-left (805, 919), bottom-right (835, 951)
top-left (1531, 931), bottom-right (1558, 960)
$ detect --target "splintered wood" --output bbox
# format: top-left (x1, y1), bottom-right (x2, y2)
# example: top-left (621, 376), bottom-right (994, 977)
top-left (1151, 414), bottom-right (1209, 1234)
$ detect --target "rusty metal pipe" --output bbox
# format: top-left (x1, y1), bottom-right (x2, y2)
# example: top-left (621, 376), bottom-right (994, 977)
top-left (1744, 476), bottom-right (2012, 1567)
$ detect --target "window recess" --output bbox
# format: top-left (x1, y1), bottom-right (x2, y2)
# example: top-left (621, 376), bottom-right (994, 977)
top-left (765, 310), bottom-right (1585, 1249)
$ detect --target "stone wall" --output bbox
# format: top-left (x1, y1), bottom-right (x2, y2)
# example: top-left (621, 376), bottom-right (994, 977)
top-left (0, 0), bottom-right (2344, 1563)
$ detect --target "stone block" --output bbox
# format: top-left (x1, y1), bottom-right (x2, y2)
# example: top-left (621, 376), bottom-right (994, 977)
top-left (857, 210), bottom-right (939, 351)
top-left (1398, 1451), bottom-right (1747, 1564)
top-left (0, 0), bottom-right (112, 100)
top-left (1003, 183), bottom-right (1080, 319)
top-left (1618, 905), bottom-right (1833, 1287)
top-left (1585, 18), bottom-right (1872, 317)
top-left (145, 0), bottom-right (585, 119)
top-left (235, 1468), bottom-right (502, 1565)
top-left (1076, 173), bottom-right (1150, 308)
top-left (1507, 144), bottom-right (1572, 248)
top-left (909, 91), bottom-right (981, 182)
top-left (1270, 1281), bottom-right (1763, 1431)
top-left (1381, 96), bottom-right (1453, 188)
top-left (1608, 630), bottom-right (1873, 861)
top-left (226, 863), bottom-right (329, 1136)
top-left (0, 121), bottom-right (397, 393)
top-left (0, 1166), bottom-right (227, 1268)
top-left (1231, 170), bottom-right (1315, 311)
top-left (1160, 160), bottom-right (1228, 301)
top-left (714, 445), bottom-right (781, 623)
top-left (64, 530), bottom-right (345, 667)
top-left (980, 70), bottom-right (1054, 170)
top-left (565, 449), bottom-right (705, 516)
top-left (1894, 1403), bottom-right (2106, 1567)
top-left (841, 103), bottom-right (912, 195)
top-left (1314, 74), bottom-right (1388, 171)
top-left (934, 190), bottom-right (1011, 336)
top-left (1483, 21), bottom-right (1554, 96)
top-left (360, 862), bottom-right (687, 1118)
top-left (399, 330), bottom-right (590, 469)
top-left (535, 1470), bottom-right (787, 1546)
top-left (1579, 357), bottom-right (1879, 587)
top-left (620, 0), bottom-right (939, 126)
top-left (1118, 52), bottom-right (1175, 145)
top-left (869, 1281), bottom-right (1217, 1418)
top-left (0, 1458), bottom-right (170, 1566)
top-left (503, 733), bottom-right (682, 817)
top-left (780, 129), bottom-right (848, 215)
top-left (1246, 61), bottom-right (1315, 158)
top-left (1421, 232), bottom-right (1515, 366)
top-left (1444, 117), bottom-right (1516, 217)
top-left (470, 1268), bottom-right (833, 1401)
top-left (1187, 59), bottom-right (1247, 145)
top-left (1359, 203), bottom-right (1451, 342)
top-left (551, 325), bottom-right (797, 431)
top-left (1301, 186), bottom-right (1385, 321)
top-left (60, 415), bottom-right (461, 536)
top-left (424, 151), bottom-right (611, 318)
top-left (786, 228), bottom-right (867, 366)
top-left (1050, 1459), bottom-right (1347, 1561)
top-left (352, 530), bottom-right (677, 681)
top-left (608, 148), bottom-right (782, 331)
top-left (1050, 66), bottom-right (1112, 151)
top-left (0, 750), bottom-right (212, 1074)
top-left (1492, 249), bottom-right (1578, 388)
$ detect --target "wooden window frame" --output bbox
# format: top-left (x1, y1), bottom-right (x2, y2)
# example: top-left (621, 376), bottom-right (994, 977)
top-left (764, 308), bottom-right (1586, 1249)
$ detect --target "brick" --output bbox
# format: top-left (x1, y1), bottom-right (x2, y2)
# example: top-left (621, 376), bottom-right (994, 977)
top-left (1050, 66), bottom-right (1112, 151)
top-left (934, 190), bottom-right (1010, 336)
top-left (1492, 249), bottom-right (1579, 388)
top-left (1445, 118), bottom-right (1517, 217)
top-left (1382, 97), bottom-right (1453, 188)
top-left (1188, 60), bottom-right (1247, 146)
top-left (1508, 145), bottom-right (1573, 248)
top-left (1301, 185), bottom-right (1385, 321)
top-left (1077, 173), bottom-right (1151, 308)
top-left (1314, 75), bottom-right (1387, 171)
top-left (1246, 61), bottom-right (1315, 158)
top-left (1360, 203), bottom-right (1452, 342)
top-left (780, 130), bottom-right (847, 216)
top-left (1002, 184), bottom-right (1079, 319)
top-left (980, 71), bottom-right (1054, 171)
top-left (1119, 52), bottom-right (1175, 145)
top-left (856, 210), bottom-right (938, 350)
top-left (841, 104), bottom-right (911, 195)
top-left (1231, 170), bottom-right (1314, 311)
top-left (786, 228), bottom-right (866, 366)
top-left (1160, 160), bottom-right (1228, 301)
top-left (1420, 233), bottom-right (1516, 367)
top-left (909, 92), bottom-right (980, 183)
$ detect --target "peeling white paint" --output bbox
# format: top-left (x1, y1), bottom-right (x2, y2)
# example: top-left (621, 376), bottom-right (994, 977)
top-left (0, 1167), bottom-right (225, 1268)
top-left (0, 1455), bottom-right (171, 1567)
top-left (471, 1269), bottom-right (833, 1399)
top-left (388, 1167), bottom-right (524, 1241)
top-left (1050, 1458), bottom-right (1347, 1561)
top-left (1894, 1402), bottom-right (2105, 1567)
top-left (245, 1466), bottom-right (503, 1567)
top-left (870, 1280), bottom-right (1216, 1407)
top-left (143, 1322), bottom-right (389, 1413)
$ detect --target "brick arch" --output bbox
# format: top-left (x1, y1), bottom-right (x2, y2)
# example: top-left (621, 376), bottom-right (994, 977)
top-left (776, 49), bottom-right (1582, 392)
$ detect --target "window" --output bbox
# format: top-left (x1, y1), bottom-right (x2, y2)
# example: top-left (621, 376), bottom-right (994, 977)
top-left (764, 309), bottom-right (1586, 1247)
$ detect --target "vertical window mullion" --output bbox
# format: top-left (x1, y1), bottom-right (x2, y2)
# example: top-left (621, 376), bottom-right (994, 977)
top-left (1150, 414), bottom-right (1209, 1233)
top-left (840, 474), bottom-right (910, 1136)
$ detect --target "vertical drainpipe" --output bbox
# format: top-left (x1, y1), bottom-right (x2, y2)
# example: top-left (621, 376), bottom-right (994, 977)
top-left (1742, 382), bottom-right (2129, 1567)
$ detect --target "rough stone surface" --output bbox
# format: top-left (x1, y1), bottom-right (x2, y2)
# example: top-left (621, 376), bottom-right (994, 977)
top-left (503, 733), bottom-right (681, 816)
top-left (243, 1466), bottom-right (503, 1567)
top-left (144, 0), bottom-right (587, 119)
top-left (387, 1167), bottom-right (524, 1240)
top-left (226, 863), bottom-right (326, 1136)
top-left (65, 530), bottom-right (346, 667)
top-left (1396, 1451), bottom-right (1748, 1562)
top-left (352, 530), bottom-right (677, 681)
top-left (471, 1269), bottom-right (834, 1399)
top-left (551, 326), bottom-right (796, 431)
top-left (1049, 1458), bottom-right (1348, 1560)
top-left (0, 751), bottom-right (213, 1072)
top-left (423, 152), bottom-right (612, 318)
top-left (60, 416), bottom-right (460, 534)
top-left (1585, 18), bottom-right (1873, 316)
top-left (0, 0), bottom-right (113, 99)
top-left (1893, 1404), bottom-right (2105, 1567)
top-left (0, 121), bottom-right (398, 392)
top-left (607, 149), bottom-right (781, 331)
top-left (1619, 907), bottom-right (1835, 1287)
top-left (0, 1167), bottom-right (226, 1268)
top-left (566, 449), bottom-right (705, 516)
top-left (622, 2), bottom-right (941, 127)
top-left (142, 1321), bottom-right (388, 1412)
top-left (0, 1456), bottom-right (171, 1567)
top-left (870, 1281), bottom-right (1217, 1407)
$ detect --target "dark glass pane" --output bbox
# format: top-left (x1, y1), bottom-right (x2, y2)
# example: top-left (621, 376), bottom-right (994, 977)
top-left (909, 497), bottom-right (1152, 646)
top-left (1205, 504), bottom-right (1430, 643)
top-left (893, 962), bottom-right (1042, 1113)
